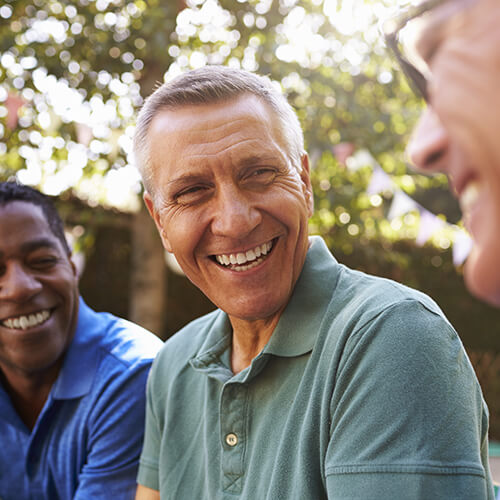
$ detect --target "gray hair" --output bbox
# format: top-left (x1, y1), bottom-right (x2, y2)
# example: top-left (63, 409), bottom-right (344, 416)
top-left (133, 65), bottom-right (305, 194)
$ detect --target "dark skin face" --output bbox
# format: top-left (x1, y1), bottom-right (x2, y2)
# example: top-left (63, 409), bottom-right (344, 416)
top-left (0, 201), bottom-right (79, 427)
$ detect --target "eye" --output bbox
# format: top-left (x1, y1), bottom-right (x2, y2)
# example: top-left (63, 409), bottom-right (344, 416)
top-left (28, 254), bottom-right (60, 270)
top-left (32, 258), bottom-right (58, 269)
top-left (243, 167), bottom-right (277, 185)
top-left (174, 184), bottom-right (211, 205)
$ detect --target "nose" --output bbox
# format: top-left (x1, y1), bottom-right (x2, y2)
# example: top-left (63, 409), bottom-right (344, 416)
top-left (407, 107), bottom-right (450, 173)
top-left (0, 263), bottom-right (43, 302)
top-left (210, 185), bottom-right (261, 239)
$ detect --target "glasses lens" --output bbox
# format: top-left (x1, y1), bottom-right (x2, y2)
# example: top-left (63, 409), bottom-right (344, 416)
top-left (387, 0), bottom-right (475, 100)
top-left (395, 16), bottom-right (433, 100)
top-left (396, 12), bottom-right (433, 81)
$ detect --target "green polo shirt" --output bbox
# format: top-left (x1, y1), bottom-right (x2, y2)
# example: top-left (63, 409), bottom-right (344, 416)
top-left (138, 236), bottom-right (493, 499)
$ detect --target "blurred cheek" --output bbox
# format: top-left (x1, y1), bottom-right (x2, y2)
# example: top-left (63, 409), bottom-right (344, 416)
top-left (463, 186), bottom-right (500, 306)
top-left (464, 240), bottom-right (500, 307)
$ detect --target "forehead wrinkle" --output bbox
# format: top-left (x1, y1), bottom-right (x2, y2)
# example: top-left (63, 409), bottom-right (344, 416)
top-left (149, 97), bottom-right (290, 196)
top-left (183, 137), bottom-right (283, 162)
top-left (155, 113), bottom-right (265, 141)
top-left (187, 111), bottom-right (277, 142)
top-left (151, 100), bottom-right (279, 150)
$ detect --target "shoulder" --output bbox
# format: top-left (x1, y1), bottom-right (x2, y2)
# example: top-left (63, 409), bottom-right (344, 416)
top-left (334, 264), bottom-right (450, 331)
top-left (304, 240), bottom-right (448, 333)
top-left (81, 305), bottom-right (163, 369)
top-left (312, 265), bottom-right (461, 372)
top-left (328, 270), bottom-right (466, 383)
top-left (323, 272), bottom-right (483, 425)
top-left (106, 316), bottom-right (163, 363)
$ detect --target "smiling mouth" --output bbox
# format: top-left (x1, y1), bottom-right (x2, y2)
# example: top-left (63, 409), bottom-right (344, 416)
top-left (459, 180), bottom-right (481, 214)
top-left (213, 239), bottom-right (275, 272)
top-left (1, 309), bottom-right (51, 330)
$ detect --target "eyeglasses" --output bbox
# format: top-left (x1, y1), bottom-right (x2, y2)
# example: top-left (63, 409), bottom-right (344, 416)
top-left (383, 0), bottom-right (447, 102)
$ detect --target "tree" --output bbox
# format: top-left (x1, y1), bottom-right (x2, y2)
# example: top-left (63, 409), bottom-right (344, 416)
top-left (2, 0), bottom-right (500, 436)
top-left (0, 0), bottom-right (185, 334)
top-left (1, 0), bottom-right (499, 344)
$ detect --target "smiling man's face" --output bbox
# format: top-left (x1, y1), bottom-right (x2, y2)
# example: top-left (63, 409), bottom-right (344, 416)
top-left (406, 0), bottom-right (500, 306)
top-left (144, 94), bottom-right (313, 324)
top-left (0, 201), bottom-right (79, 381)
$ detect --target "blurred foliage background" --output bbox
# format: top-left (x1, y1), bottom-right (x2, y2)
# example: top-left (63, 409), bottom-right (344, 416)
top-left (1, 0), bottom-right (499, 436)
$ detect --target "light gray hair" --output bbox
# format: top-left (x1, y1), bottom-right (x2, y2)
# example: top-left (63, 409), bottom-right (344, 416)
top-left (133, 65), bottom-right (305, 195)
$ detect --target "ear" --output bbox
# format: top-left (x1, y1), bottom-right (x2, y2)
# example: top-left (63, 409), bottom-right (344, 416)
top-left (143, 191), bottom-right (173, 253)
top-left (69, 254), bottom-right (78, 278)
top-left (300, 153), bottom-right (314, 217)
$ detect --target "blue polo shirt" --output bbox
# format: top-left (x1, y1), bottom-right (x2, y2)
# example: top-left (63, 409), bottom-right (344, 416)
top-left (0, 298), bottom-right (163, 500)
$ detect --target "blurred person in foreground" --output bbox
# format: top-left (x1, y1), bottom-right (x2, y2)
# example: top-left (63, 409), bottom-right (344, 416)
top-left (0, 182), bottom-right (163, 499)
top-left (385, 0), bottom-right (500, 306)
top-left (133, 65), bottom-right (493, 500)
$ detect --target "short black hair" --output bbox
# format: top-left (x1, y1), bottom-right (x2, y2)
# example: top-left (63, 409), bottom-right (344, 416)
top-left (0, 182), bottom-right (71, 254)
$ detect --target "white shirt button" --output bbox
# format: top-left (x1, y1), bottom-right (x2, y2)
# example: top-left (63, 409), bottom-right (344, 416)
top-left (225, 433), bottom-right (238, 446)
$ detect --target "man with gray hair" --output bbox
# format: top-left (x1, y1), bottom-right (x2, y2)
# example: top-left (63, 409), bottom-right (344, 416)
top-left (133, 65), bottom-right (493, 499)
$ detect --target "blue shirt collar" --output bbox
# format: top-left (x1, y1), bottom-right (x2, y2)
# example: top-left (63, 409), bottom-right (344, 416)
top-left (52, 297), bottom-right (101, 400)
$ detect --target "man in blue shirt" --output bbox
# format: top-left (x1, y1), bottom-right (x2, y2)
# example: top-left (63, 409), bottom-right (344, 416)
top-left (0, 182), bottom-right (163, 499)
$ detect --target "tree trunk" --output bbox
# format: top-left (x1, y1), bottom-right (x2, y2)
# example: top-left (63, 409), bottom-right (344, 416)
top-left (128, 56), bottom-right (174, 340)
top-left (129, 203), bottom-right (167, 339)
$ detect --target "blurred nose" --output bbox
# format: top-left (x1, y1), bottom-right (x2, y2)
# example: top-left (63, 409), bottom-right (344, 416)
top-left (210, 184), bottom-right (261, 239)
top-left (407, 107), bottom-right (450, 173)
top-left (0, 263), bottom-right (43, 302)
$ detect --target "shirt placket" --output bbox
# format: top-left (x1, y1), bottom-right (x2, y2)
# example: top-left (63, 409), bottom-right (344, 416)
top-left (220, 381), bottom-right (248, 495)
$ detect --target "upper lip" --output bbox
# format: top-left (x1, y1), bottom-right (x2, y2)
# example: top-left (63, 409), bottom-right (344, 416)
top-left (449, 166), bottom-right (478, 199)
top-left (210, 237), bottom-right (276, 258)
top-left (0, 307), bottom-right (53, 323)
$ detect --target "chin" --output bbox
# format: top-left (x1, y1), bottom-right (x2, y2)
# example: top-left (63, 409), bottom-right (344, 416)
top-left (223, 298), bottom-right (285, 323)
top-left (464, 248), bottom-right (500, 308)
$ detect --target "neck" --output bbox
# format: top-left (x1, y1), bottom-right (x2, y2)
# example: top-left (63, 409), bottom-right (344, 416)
top-left (0, 363), bottom-right (61, 430)
top-left (229, 314), bottom-right (281, 374)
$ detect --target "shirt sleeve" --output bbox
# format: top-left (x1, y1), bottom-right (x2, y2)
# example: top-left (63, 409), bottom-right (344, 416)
top-left (324, 299), bottom-right (493, 499)
top-left (73, 359), bottom-right (153, 500)
top-left (136, 358), bottom-right (162, 491)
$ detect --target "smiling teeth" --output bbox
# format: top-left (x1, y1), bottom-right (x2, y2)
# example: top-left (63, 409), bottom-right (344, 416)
top-left (2, 310), bottom-right (50, 330)
top-left (459, 181), bottom-right (481, 213)
top-left (215, 241), bottom-right (273, 270)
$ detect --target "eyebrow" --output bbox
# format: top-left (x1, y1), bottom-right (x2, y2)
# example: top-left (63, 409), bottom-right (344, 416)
top-left (166, 153), bottom-right (285, 190)
top-left (0, 238), bottom-right (61, 259)
top-left (239, 154), bottom-right (282, 167)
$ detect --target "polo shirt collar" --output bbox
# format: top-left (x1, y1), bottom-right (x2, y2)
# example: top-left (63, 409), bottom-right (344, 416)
top-left (51, 297), bottom-right (101, 400)
top-left (263, 236), bottom-right (339, 357)
top-left (190, 312), bottom-right (232, 369)
top-left (192, 236), bottom-right (339, 367)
